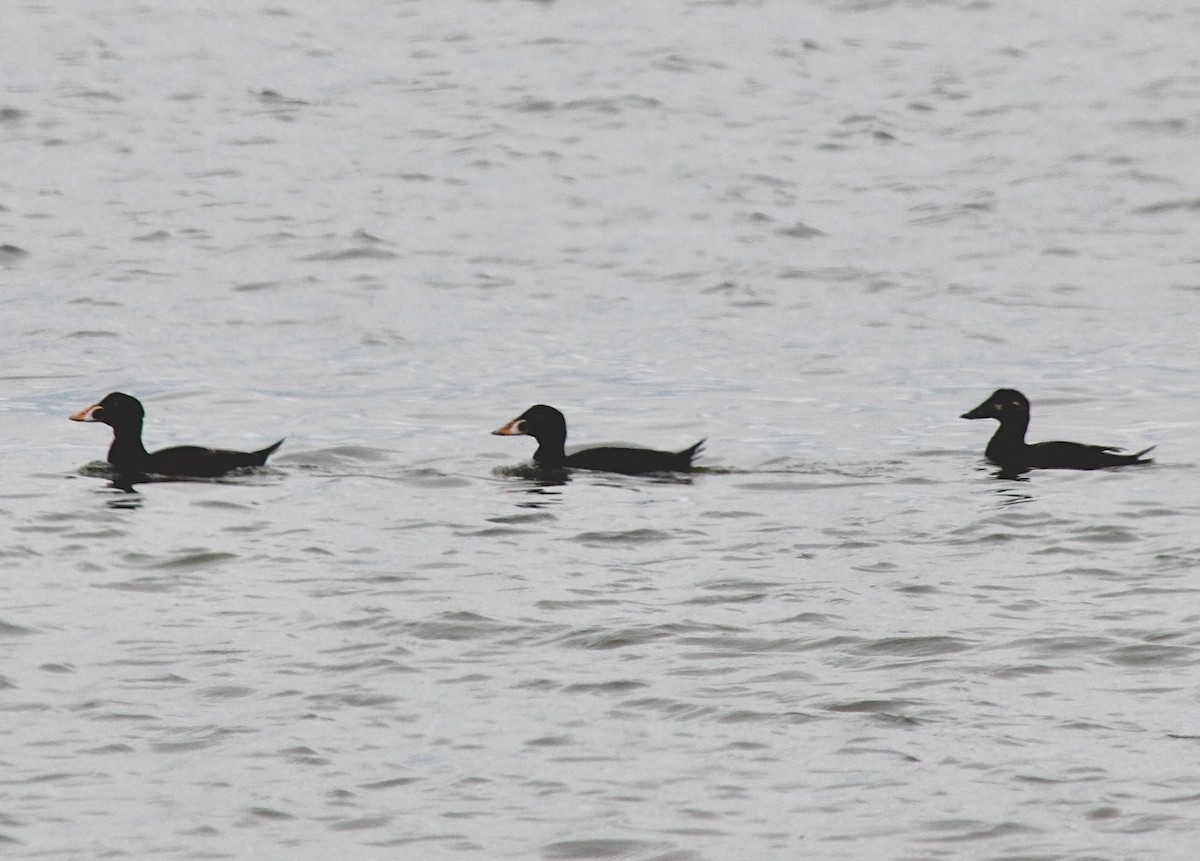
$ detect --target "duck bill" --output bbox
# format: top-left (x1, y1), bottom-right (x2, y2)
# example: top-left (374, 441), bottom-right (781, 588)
top-left (70, 403), bottom-right (102, 422)
top-left (492, 418), bottom-right (526, 436)
top-left (960, 401), bottom-right (993, 420)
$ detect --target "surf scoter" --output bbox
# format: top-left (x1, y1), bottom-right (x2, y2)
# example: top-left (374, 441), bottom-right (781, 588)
top-left (492, 404), bottom-right (704, 475)
top-left (961, 388), bottom-right (1153, 471)
top-left (71, 392), bottom-right (284, 478)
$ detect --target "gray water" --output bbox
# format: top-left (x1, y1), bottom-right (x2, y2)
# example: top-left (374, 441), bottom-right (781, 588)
top-left (3, 1), bottom-right (1199, 858)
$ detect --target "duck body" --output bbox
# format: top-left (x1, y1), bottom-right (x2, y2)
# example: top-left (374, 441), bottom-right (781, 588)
top-left (71, 392), bottom-right (284, 478)
top-left (961, 388), bottom-right (1153, 471)
top-left (493, 404), bottom-right (704, 475)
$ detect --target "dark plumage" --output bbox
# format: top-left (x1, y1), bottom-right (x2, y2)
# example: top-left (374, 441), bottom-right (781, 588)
top-left (961, 388), bottom-right (1153, 471)
top-left (70, 392), bottom-right (284, 478)
top-left (492, 404), bottom-right (704, 475)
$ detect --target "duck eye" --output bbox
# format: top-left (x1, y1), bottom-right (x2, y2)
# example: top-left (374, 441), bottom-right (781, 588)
top-left (1010, 401), bottom-right (1021, 407)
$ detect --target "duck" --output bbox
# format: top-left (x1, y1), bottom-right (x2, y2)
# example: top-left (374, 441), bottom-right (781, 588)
top-left (71, 392), bottom-right (284, 478)
top-left (492, 404), bottom-right (704, 475)
top-left (961, 388), bottom-right (1153, 471)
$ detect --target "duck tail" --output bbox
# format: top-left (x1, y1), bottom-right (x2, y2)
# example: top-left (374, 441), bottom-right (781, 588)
top-left (254, 438), bottom-right (286, 465)
top-left (1131, 445), bottom-right (1155, 463)
top-left (677, 438), bottom-right (706, 467)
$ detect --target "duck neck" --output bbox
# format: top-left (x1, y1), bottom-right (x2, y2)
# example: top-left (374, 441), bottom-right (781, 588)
top-left (107, 422), bottom-right (149, 468)
top-left (532, 437), bottom-right (567, 467)
top-left (986, 415), bottom-right (1029, 459)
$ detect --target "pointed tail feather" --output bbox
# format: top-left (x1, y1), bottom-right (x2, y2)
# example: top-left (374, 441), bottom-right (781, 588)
top-left (253, 438), bottom-right (285, 465)
top-left (677, 438), bottom-right (706, 467)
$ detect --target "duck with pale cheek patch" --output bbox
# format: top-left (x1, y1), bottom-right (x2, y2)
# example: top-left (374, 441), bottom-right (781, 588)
top-left (961, 388), bottom-right (1153, 471)
top-left (71, 392), bottom-right (284, 478)
top-left (493, 404), bottom-right (704, 475)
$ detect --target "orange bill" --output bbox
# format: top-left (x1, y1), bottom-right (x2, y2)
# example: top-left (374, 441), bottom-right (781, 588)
top-left (70, 403), bottom-right (102, 422)
top-left (492, 418), bottom-right (526, 436)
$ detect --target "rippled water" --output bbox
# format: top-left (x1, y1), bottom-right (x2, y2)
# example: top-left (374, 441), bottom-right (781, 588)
top-left (3, 1), bottom-right (1200, 859)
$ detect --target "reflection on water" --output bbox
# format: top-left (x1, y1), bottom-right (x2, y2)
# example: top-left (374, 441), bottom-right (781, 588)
top-left (494, 462), bottom-right (573, 487)
top-left (991, 484), bottom-right (1034, 507)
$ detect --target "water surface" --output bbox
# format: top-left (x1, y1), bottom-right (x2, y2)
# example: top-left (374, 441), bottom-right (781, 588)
top-left (2, 1), bottom-right (1199, 859)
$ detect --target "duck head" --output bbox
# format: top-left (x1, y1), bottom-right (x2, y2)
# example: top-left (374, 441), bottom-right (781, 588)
top-left (492, 404), bottom-right (567, 443)
top-left (961, 389), bottom-right (1030, 422)
top-left (70, 392), bottom-right (145, 429)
